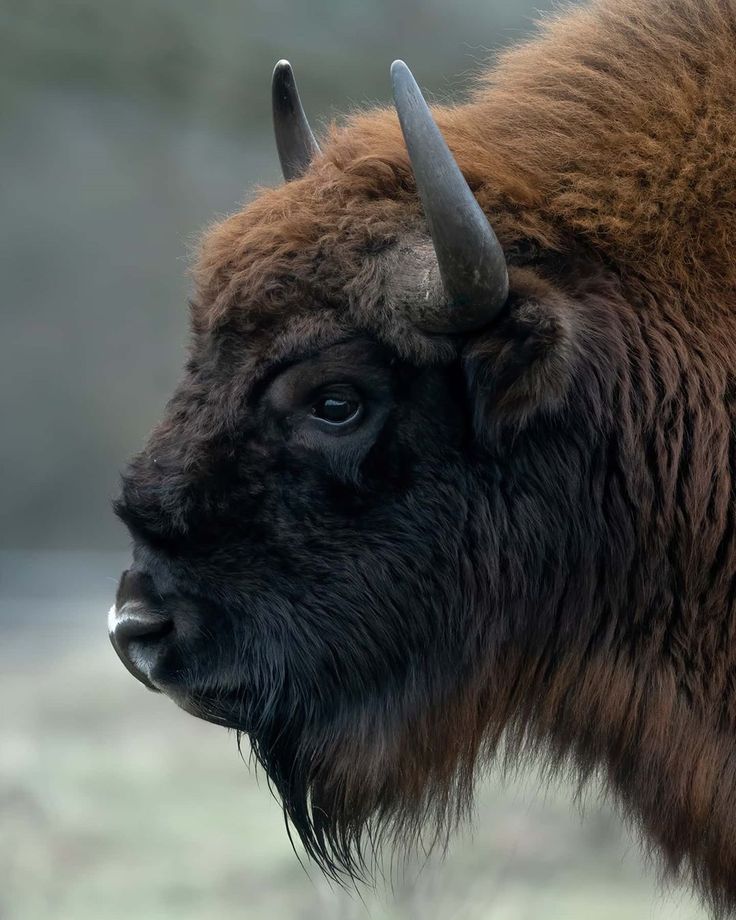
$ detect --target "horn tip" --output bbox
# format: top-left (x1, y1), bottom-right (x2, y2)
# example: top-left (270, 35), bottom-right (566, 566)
top-left (273, 59), bottom-right (293, 79)
top-left (390, 59), bottom-right (410, 83)
top-left (390, 60), bottom-right (419, 104)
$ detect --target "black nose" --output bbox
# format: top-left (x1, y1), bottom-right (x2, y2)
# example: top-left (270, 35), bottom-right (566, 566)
top-left (108, 570), bottom-right (174, 690)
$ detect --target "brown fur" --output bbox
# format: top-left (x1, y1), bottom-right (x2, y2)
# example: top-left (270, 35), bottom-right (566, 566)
top-left (168, 0), bottom-right (736, 910)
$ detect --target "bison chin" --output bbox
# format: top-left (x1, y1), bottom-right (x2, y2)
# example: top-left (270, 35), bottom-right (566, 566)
top-left (211, 670), bottom-right (495, 882)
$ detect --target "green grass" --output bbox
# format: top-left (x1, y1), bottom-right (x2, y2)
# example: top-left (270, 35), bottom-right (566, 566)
top-left (0, 621), bottom-right (708, 920)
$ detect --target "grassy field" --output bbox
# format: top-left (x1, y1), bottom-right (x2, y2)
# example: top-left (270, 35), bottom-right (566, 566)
top-left (0, 561), bottom-right (708, 920)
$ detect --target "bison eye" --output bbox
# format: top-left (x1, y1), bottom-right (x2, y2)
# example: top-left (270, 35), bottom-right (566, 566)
top-left (311, 391), bottom-right (362, 427)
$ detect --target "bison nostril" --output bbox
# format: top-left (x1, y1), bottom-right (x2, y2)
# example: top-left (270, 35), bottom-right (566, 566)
top-left (113, 606), bottom-right (172, 643)
top-left (108, 603), bottom-right (174, 690)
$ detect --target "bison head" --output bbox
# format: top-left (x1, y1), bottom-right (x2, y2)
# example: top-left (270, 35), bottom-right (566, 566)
top-left (108, 52), bottom-right (734, 902)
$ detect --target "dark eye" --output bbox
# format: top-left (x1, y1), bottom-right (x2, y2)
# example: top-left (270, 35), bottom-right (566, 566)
top-left (311, 393), bottom-right (362, 427)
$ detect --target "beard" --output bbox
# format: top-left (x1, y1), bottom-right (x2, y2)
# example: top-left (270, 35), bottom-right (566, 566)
top-left (179, 657), bottom-right (487, 884)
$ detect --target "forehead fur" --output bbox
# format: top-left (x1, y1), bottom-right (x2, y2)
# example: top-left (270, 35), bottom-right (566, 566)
top-left (194, 0), bottom-right (736, 353)
top-left (193, 129), bottom-right (453, 365)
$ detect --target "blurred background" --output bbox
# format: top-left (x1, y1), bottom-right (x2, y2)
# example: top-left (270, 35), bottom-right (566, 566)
top-left (0, 1), bottom-right (708, 917)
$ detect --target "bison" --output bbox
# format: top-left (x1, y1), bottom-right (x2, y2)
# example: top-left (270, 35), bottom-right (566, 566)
top-left (108, 0), bottom-right (736, 911)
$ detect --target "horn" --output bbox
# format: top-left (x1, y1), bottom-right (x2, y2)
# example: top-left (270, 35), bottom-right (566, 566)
top-left (390, 60), bottom-right (508, 332)
top-left (272, 60), bottom-right (321, 181)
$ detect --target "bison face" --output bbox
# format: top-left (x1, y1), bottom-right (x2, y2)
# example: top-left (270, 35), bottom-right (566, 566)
top-left (111, 321), bottom-right (494, 868)
top-left (109, 62), bottom-right (616, 874)
top-left (109, 268), bottom-right (602, 872)
top-left (112, 335), bottom-right (473, 728)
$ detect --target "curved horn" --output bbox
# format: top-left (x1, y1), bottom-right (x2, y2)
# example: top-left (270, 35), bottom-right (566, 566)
top-left (272, 60), bottom-right (321, 181)
top-left (390, 60), bottom-right (508, 332)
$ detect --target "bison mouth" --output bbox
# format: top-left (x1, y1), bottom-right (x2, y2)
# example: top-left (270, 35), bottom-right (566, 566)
top-left (107, 569), bottom-right (185, 692)
top-left (107, 569), bottom-right (235, 712)
top-left (109, 567), bottom-right (285, 740)
top-left (107, 600), bottom-right (168, 692)
top-left (108, 594), bottom-right (262, 736)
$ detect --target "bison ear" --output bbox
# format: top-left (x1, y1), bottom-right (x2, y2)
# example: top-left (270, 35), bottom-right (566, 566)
top-left (463, 271), bottom-right (579, 442)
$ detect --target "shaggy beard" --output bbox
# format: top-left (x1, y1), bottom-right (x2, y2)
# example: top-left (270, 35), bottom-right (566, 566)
top-left (187, 666), bottom-right (490, 883)
top-left (246, 712), bottom-right (476, 882)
